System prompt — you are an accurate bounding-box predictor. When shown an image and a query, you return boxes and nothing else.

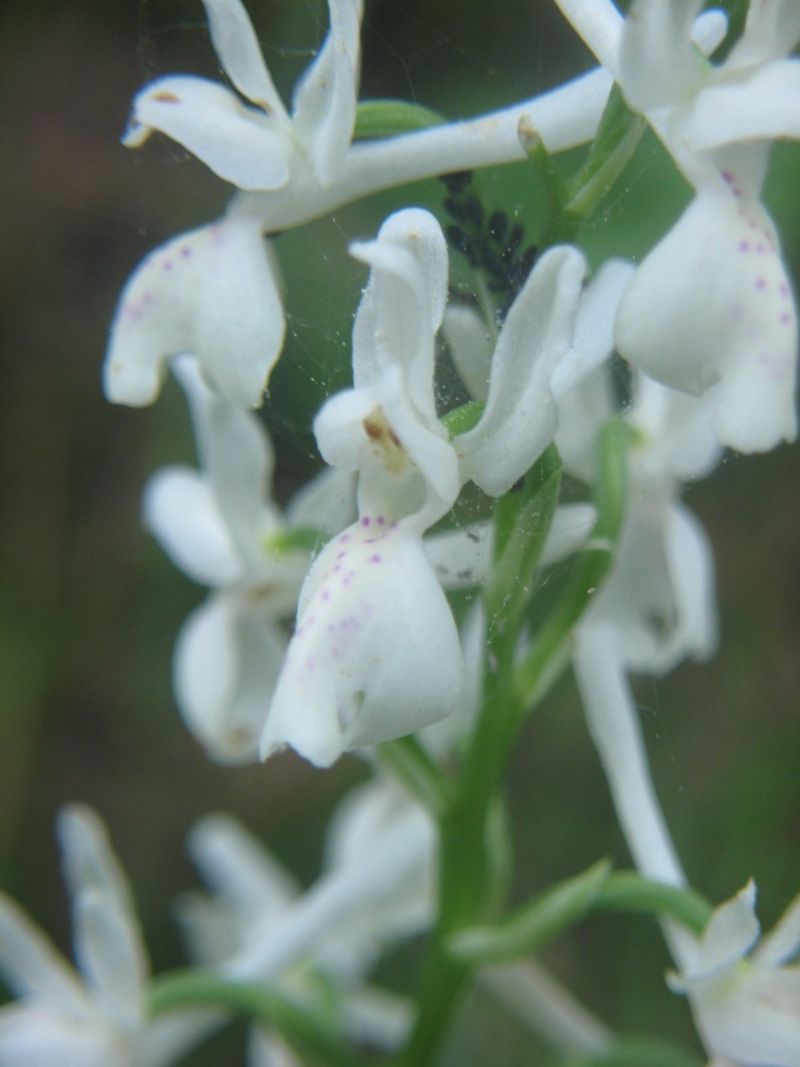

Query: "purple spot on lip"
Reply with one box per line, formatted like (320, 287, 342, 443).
(179, 246, 192, 258)
(756, 244, 766, 253)
(756, 277, 767, 290)
(336, 551, 346, 560)
(738, 241, 750, 252)
(361, 517, 371, 527)
(779, 284, 789, 298)
(780, 312, 792, 325)
(338, 533, 350, 543)
(376, 515, 385, 525)
(369, 554, 382, 564)
(163, 260, 173, 271)
(322, 590, 330, 602)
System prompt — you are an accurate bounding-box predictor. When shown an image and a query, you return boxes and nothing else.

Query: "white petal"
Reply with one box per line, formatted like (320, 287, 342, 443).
(0, 895, 84, 1010)
(684, 59, 800, 151)
(261, 520, 463, 767)
(457, 245, 586, 496)
(57, 806, 147, 1027)
(443, 303, 493, 403)
(0, 1004, 120, 1067)
(585, 496, 713, 675)
(174, 596, 286, 764)
(342, 987, 412, 1051)
(173, 355, 276, 575)
(202, 0, 289, 121)
(187, 815, 297, 914)
(664, 502, 717, 664)
(542, 503, 598, 564)
(248, 1030, 302, 1067)
(178, 816, 297, 966)
(292, 0, 363, 184)
(676, 882, 760, 987)
(71, 893, 146, 1030)
(315, 779, 435, 971)
(419, 600, 484, 758)
(554, 363, 615, 483)
(143, 467, 242, 587)
(286, 467, 357, 535)
(350, 208, 448, 416)
(573, 623, 687, 886)
(615, 189, 798, 453)
(725, 0, 800, 70)
(690, 9, 728, 56)
(618, 0, 706, 111)
(627, 374, 722, 484)
(694, 975, 800, 1067)
(424, 523, 491, 590)
(104, 216, 285, 408)
(757, 889, 800, 967)
(552, 257, 634, 399)
(123, 76, 292, 190)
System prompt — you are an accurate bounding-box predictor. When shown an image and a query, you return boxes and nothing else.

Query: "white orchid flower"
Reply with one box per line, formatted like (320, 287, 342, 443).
(104, 213, 284, 409)
(669, 880, 800, 1067)
(124, 0, 362, 192)
(0, 806, 213, 1067)
(178, 777, 434, 1052)
(582, 373, 720, 676)
(558, 0, 799, 452)
(260, 208, 586, 766)
(144, 355, 355, 765)
(104, 0, 361, 410)
(551, 258, 720, 675)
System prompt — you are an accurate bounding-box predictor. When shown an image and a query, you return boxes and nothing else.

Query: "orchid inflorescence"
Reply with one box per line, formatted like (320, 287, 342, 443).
(1, 0, 798, 1064)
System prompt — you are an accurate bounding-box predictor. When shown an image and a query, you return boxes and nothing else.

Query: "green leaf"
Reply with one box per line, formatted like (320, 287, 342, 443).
(442, 400, 485, 438)
(485, 445, 561, 659)
(565, 85, 647, 222)
(515, 419, 628, 707)
(265, 525, 327, 556)
(354, 99, 445, 140)
(595, 872, 712, 935)
(449, 859, 612, 964)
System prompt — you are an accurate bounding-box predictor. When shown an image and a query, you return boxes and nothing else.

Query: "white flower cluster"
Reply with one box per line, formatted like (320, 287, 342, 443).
(2, 0, 798, 1064)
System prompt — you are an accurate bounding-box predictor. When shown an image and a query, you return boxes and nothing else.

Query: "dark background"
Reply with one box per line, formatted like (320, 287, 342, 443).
(0, 1, 798, 1062)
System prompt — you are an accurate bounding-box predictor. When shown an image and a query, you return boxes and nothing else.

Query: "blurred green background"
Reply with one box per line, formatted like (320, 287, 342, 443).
(0, 0, 797, 1062)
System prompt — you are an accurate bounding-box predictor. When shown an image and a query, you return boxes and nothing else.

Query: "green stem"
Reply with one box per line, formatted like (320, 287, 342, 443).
(595, 872, 712, 935)
(149, 971, 362, 1067)
(377, 735, 453, 817)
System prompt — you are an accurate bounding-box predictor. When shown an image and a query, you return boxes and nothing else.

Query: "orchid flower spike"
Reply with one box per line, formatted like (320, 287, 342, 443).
(560, 0, 799, 452)
(144, 355, 355, 765)
(0, 806, 212, 1066)
(124, 0, 363, 192)
(669, 880, 800, 1067)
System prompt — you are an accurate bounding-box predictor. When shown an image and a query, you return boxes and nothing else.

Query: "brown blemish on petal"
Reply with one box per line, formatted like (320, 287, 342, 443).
(363, 406, 408, 475)
(153, 91, 180, 104)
